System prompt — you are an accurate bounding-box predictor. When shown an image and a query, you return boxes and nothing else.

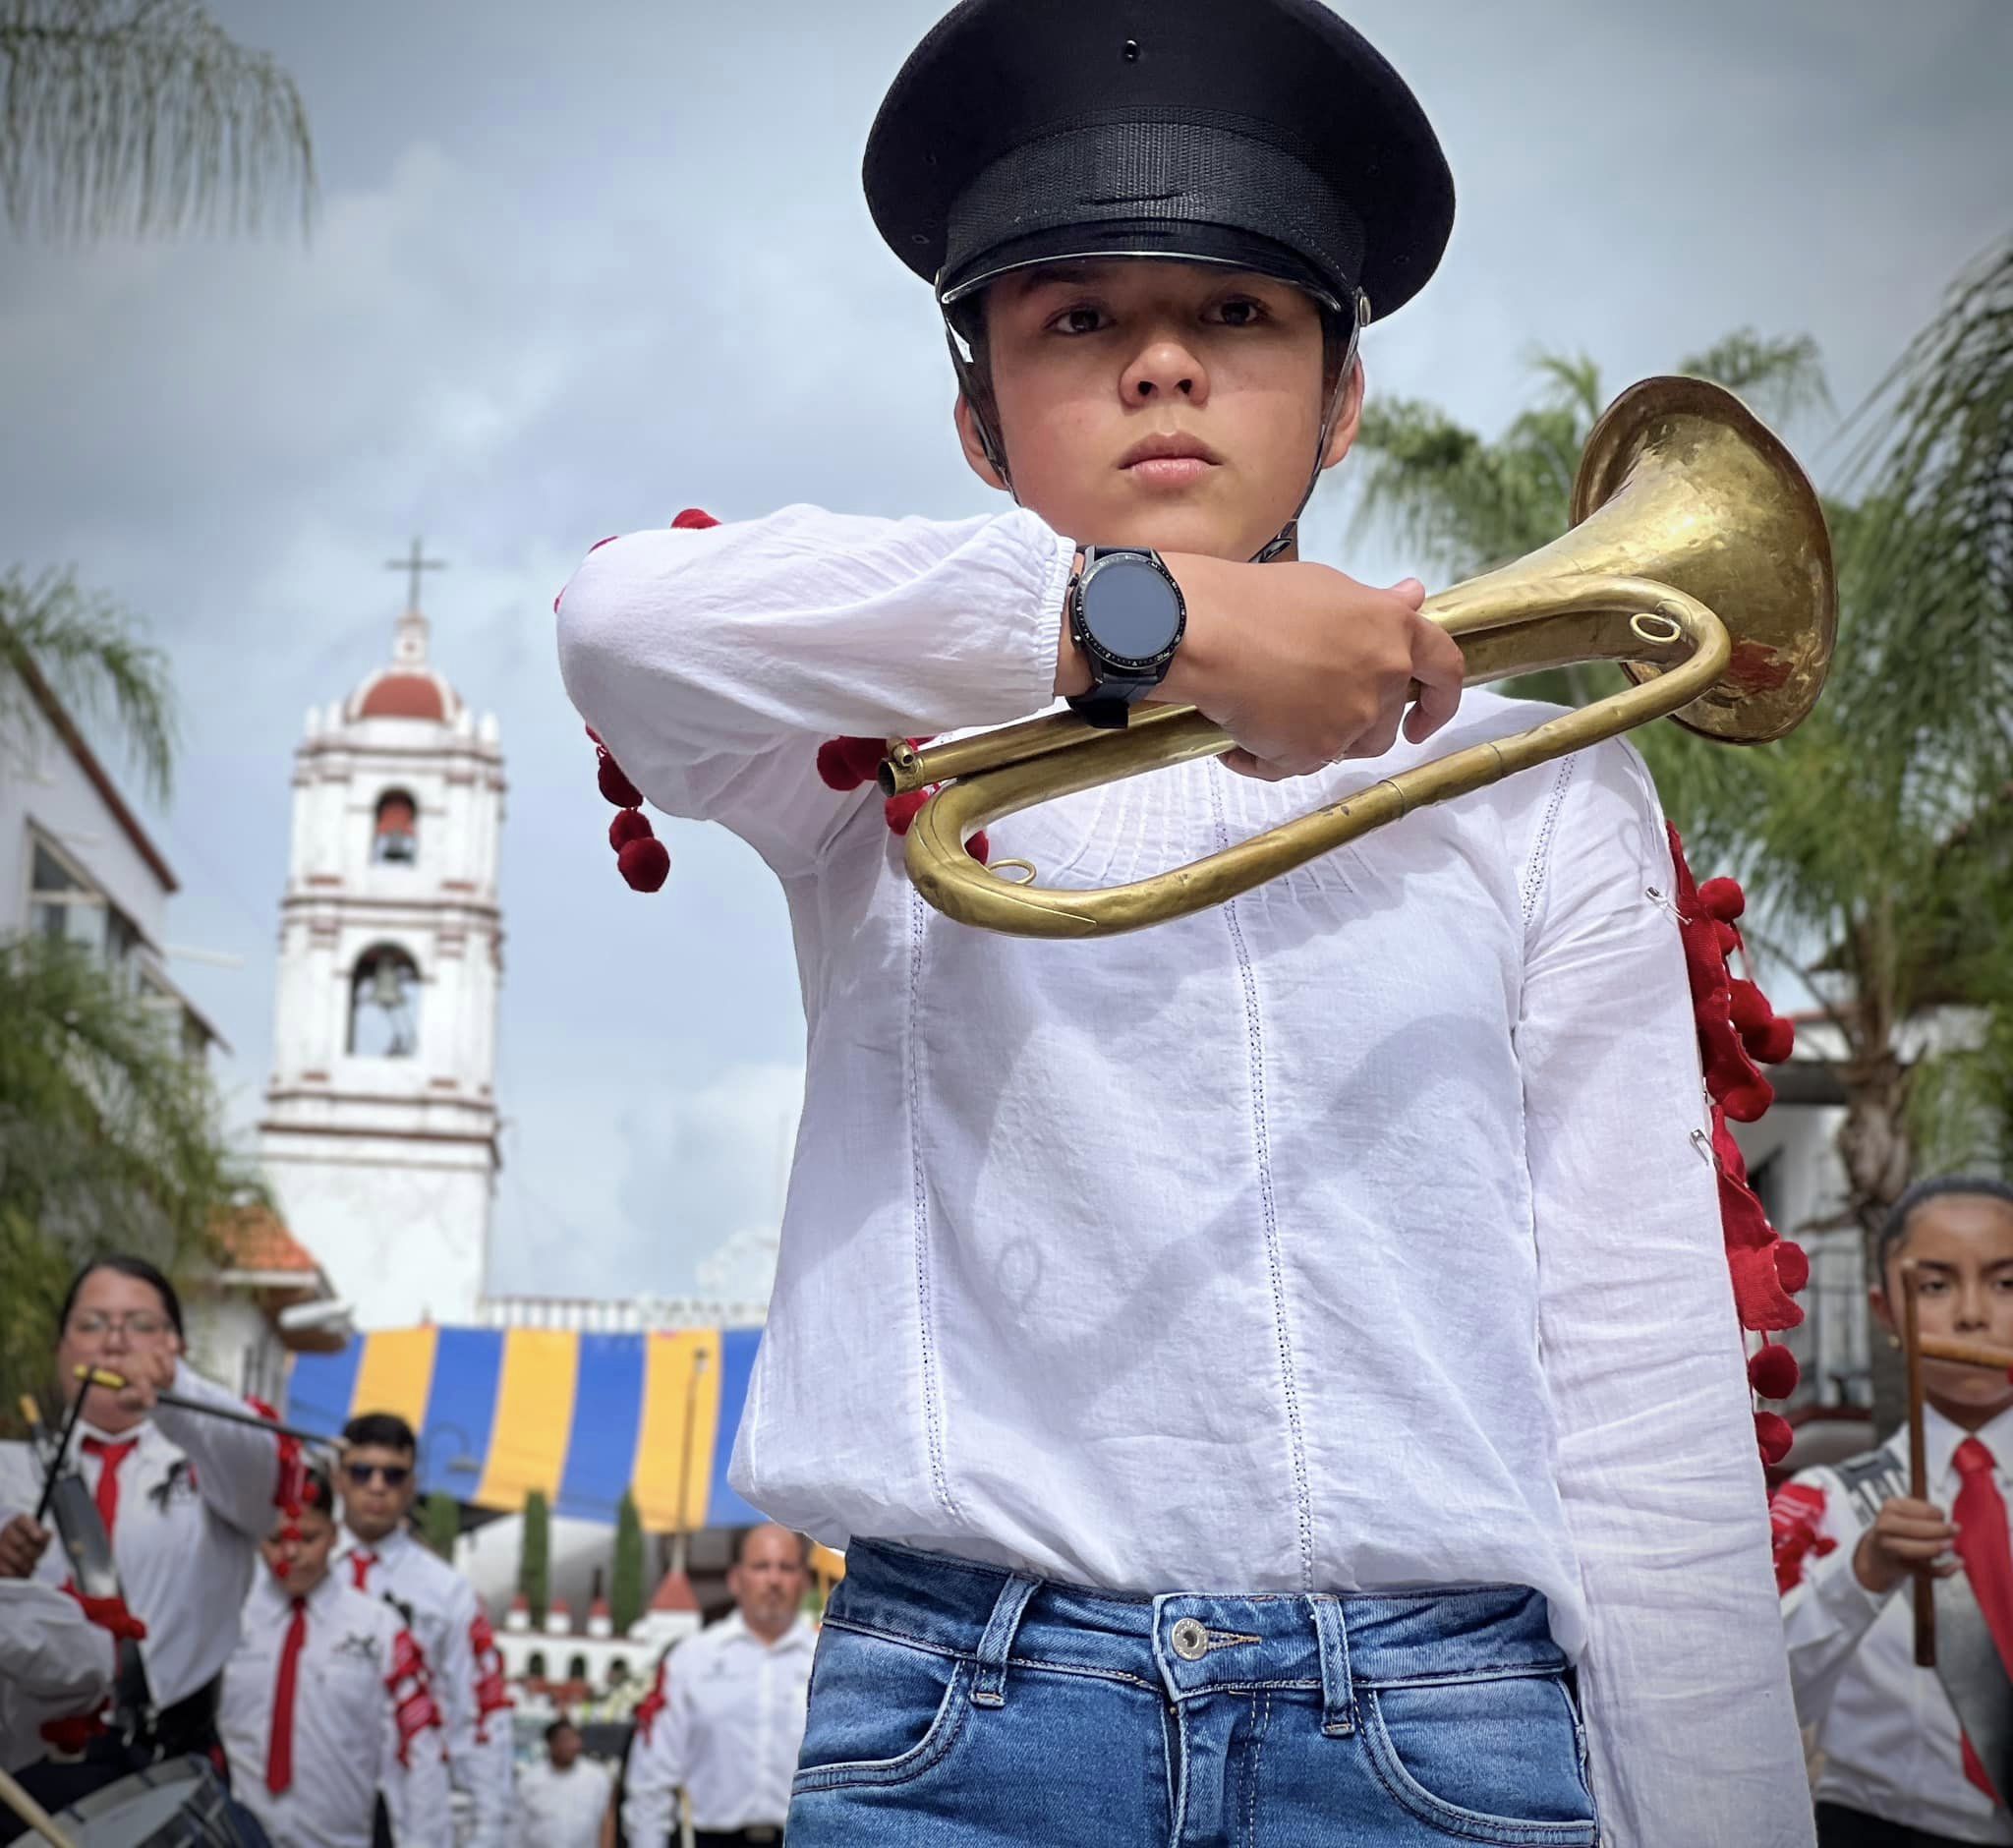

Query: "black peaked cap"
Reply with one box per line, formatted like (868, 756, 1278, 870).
(864, 0, 1454, 320)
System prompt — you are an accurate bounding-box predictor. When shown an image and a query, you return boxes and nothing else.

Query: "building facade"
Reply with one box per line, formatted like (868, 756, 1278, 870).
(258, 597, 505, 1328)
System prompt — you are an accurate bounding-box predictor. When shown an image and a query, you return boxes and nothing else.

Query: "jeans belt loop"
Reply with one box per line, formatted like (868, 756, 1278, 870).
(1308, 1594, 1355, 1737)
(970, 1571, 1040, 1708)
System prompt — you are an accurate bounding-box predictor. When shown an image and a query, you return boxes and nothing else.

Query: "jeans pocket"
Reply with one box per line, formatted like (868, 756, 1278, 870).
(791, 1622, 973, 1794)
(1359, 1671, 1599, 1845)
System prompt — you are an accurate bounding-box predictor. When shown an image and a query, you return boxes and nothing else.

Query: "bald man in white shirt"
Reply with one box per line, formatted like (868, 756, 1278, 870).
(621, 1527, 814, 1848)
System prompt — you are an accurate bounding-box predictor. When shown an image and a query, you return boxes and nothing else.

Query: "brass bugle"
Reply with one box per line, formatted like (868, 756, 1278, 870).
(885, 375, 1836, 939)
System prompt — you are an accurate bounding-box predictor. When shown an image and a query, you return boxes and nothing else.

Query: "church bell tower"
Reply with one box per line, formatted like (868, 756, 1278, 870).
(259, 543, 504, 1328)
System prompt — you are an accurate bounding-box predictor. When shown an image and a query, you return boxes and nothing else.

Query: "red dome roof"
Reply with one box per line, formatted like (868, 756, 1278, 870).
(357, 671, 451, 722)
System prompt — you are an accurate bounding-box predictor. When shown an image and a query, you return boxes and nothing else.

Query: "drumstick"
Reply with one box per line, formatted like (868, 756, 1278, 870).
(1900, 1258, 1935, 1670)
(1916, 1335, 2013, 1374)
(73, 1367, 338, 1449)
(0, 1762, 82, 1848)
(31, 1375, 98, 1527)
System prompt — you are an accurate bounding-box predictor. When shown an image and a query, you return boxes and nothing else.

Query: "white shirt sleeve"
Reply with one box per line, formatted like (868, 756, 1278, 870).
(1518, 740, 1815, 1848)
(619, 1680, 689, 1848)
(1775, 1466, 1895, 1727)
(151, 1360, 282, 1541)
(430, 1580, 483, 1795)
(0, 1581, 116, 1703)
(381, 1618, 455, 1847)
(553, 503, 1074, 874)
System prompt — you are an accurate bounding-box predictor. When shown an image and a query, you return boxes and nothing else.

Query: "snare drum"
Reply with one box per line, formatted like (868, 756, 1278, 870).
(49, 1758, 252, 1846)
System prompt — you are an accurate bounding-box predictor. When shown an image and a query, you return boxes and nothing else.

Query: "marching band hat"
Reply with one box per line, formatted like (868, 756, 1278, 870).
(864, 0, 1454, 322)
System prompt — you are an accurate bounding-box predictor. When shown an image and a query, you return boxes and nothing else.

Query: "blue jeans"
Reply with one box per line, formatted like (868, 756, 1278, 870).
(787, 1541, 1601, 1847)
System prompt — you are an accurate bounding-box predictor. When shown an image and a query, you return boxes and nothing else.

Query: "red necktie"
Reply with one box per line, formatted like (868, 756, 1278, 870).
(80, 1437, 138, 1539)
(350, 1549, 376, 1591)
(266, 1596, 308, 1796)
(1953, 1437, 2013, 1802)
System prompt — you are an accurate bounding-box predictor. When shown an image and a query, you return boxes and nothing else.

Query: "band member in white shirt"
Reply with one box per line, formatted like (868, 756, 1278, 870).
(621, 1527, 814, 1848)
(0, 1255, 286, 1804)
(514, 1718, 611, 1848)
(333, 1414, 512, 1846)
(553, 2, 1811, 1841)
(1777, 1178, 2013, 1847)
(219, 1463, 453, 1848)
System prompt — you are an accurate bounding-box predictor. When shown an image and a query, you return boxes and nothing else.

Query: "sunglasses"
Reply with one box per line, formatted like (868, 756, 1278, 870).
(344, 1463, 412, 1488)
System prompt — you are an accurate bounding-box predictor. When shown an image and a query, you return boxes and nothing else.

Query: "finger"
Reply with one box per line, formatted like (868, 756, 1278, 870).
(1409, 618, 1467, 693)
(1882, 1537, 1962, 1561)
(1404, 675, 1463, 744)
(1342, 713, 1403, 762)
(1887, 1500, 1950, 1521)
(1879, 1517, 1959, 1541)
(1387, 576, 1426, 609)
(1220, 749, 1295, 783)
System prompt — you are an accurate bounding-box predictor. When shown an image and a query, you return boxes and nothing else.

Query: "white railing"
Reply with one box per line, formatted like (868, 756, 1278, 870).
(473, 1295, 767, 1333)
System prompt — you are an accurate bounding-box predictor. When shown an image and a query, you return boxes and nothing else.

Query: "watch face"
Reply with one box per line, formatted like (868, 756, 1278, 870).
(1084, 555, 1182, 664)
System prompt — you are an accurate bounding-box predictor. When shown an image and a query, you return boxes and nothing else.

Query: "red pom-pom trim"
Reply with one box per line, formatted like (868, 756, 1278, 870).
(1720, 1075, 1775, 1124)
(1666, 824, 1809, 1467)
(1750, 1016, 1796, 1066)
(1755, 1411, 1795, 1469)
(1728, 980, 1771, 1035)
(617, 837, 671, 892)
(609, 809, 652, 851)
(1698, 877, 1746, 923)
(884, 790, 929, 837)
(597, 755, 644, 810)
(817, 735, 888, 792)
(671, 508, 720, 531)
(1749, 1343, 1801, 1400)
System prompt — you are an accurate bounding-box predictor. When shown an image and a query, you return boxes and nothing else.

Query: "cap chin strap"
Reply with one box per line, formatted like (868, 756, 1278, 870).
(944, 290, 1366, 568)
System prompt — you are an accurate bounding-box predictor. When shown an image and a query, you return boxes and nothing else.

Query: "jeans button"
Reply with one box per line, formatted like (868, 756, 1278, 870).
(1171, 1618, 1208, 1661)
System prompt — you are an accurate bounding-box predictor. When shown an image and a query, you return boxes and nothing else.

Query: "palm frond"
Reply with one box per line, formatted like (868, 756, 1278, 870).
(0, 565, 177, 799)
(1677, 328, 1832, 425)
(0, 0, 315, 239)
(1841, 238, 2013, 791)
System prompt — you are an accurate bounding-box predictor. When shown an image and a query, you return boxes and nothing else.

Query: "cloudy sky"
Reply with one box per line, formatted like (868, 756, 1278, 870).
(1, 0, 2006, 1305)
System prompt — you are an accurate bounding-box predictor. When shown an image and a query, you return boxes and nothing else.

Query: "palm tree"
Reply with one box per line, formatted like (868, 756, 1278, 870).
(1347, 279, 2013, 1424)
(0, 1, 313, 1425)
(0, 0, 315, 239)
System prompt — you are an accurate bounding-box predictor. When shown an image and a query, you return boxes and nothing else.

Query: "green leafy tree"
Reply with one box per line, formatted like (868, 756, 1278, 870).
(0, 935, 260, 1422)
(422, 1491, 460, 1562)
(1349, 277, 2013, 1426)
(610, 1490, 645, 1637)
(0, 1, 315, 1433)
(521, 1489, 550, 1627)
(0, 0, 315, 239)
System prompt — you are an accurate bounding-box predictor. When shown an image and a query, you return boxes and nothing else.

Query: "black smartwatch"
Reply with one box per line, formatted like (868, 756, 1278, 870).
(1064, 547, 1187, 729)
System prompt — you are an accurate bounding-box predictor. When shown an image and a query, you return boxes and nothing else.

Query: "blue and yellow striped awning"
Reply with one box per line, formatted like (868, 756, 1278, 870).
(286, 1326, 764, 1530)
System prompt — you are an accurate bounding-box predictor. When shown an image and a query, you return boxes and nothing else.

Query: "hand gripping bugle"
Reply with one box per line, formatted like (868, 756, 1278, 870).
(883, 376, 1836, 939)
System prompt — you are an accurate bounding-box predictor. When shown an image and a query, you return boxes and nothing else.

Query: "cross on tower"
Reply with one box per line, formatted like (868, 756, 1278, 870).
(385, 537, 447, 613)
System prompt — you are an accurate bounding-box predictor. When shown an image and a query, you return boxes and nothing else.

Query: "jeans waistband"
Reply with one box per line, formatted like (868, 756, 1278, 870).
(829, 1541, 1565, 1732)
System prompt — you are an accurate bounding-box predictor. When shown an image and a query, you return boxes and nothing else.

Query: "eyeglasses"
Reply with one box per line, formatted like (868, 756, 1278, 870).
(67, 1313, 172, 1339)
(344, 1463, 412, 1488)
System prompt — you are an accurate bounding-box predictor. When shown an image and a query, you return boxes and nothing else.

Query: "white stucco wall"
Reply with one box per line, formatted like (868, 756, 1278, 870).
(258, 643, 504, 1332)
